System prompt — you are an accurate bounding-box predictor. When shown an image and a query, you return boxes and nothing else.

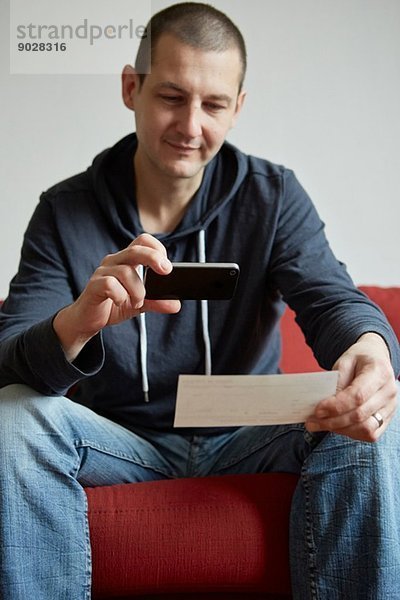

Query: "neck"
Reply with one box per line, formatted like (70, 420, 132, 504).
(134, 153, 203, 234)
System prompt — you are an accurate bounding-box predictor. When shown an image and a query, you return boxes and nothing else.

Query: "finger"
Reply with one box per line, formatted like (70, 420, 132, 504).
(128, 232, 168, 255)
(312, 375, 397, 424)
(91, 270, 181, 315)
(143, 298, 181, 314)
(333, 354, 356, 392)
(87, 272, 136, 307)
(101, 245, 172, 275)
(314, 364, 390, 419)
(128, 233, 172, 272)
(306, 380, 398, 438)
(93, 264, 145, 308)
(313, 403, 396, 442)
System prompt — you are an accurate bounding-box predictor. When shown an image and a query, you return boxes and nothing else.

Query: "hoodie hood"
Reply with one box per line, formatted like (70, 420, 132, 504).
(89, 133, 249, 244)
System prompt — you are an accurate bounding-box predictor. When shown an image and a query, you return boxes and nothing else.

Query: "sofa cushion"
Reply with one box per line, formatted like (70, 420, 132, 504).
(87, 473, 298, 598)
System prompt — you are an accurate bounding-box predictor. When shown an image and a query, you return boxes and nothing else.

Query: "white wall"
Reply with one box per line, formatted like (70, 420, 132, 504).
(1, 0, 399, 298)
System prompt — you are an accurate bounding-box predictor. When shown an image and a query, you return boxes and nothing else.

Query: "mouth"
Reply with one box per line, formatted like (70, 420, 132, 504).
(165, 140, 201, 153)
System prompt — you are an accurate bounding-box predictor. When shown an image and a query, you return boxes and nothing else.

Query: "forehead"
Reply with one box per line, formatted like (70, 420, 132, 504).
(148, 33, 242, 94)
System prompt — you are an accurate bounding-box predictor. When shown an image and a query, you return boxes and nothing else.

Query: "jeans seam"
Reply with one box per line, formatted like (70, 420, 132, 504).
(186, 436, 200, 477)
(74, 440, 174, 478)
(67, 448, 92, 599)
(301, 466, 319, 600)
(215, 425, 306, 471)
(83, 491, 92, 600)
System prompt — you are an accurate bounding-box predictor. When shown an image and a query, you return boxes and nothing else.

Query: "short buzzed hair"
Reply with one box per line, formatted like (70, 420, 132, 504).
(135, 2, 247, 91)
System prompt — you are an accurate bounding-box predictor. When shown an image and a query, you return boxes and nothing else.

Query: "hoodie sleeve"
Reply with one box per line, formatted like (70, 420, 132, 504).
(268, 169, 400, 376)
(0, 194, 104, 395)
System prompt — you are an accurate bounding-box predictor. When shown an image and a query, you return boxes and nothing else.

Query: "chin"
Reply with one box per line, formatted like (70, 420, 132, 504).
(163, 161, 205, 180)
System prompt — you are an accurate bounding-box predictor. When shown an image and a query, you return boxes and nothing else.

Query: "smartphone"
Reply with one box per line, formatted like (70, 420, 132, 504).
(144, 262, 240, 300)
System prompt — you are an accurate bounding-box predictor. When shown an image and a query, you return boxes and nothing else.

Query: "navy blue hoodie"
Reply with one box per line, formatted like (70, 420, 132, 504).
(0, 134, 398, 432)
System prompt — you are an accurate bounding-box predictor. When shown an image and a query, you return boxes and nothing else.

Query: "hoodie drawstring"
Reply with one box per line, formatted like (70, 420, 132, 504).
(197, 229, 212, 376)
(138, 230, 212, 402)
(139, 311, 150, 402)
(137, 265, 150, 402)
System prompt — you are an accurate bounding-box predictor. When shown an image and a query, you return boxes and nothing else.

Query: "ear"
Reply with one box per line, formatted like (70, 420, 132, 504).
(230, 90, 247, 128)
(121, 64, 141, 111)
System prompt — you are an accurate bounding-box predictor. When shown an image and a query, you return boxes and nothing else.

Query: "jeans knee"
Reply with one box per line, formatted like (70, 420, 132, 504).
(305, 413, 400, 482)
(0, 385, 82, 484)
(0, 384, 68, 446)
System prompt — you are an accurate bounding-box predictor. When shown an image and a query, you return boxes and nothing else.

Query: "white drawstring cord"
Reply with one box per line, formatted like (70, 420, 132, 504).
(198, 230, 212, 375)
(137, 232, 213, 403)
(139, 312, 149, 402)
(137, 265, 149, 402)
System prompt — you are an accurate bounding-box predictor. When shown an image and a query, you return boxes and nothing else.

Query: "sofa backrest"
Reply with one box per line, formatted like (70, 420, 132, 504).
(1, 286, 398, 377)
(280, 286, 400, 374)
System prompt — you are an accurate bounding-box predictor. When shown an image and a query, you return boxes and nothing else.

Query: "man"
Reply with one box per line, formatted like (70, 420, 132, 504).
(0, 3, 399, 598)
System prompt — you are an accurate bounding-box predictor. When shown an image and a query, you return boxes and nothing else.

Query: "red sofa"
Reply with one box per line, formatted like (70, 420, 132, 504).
(86, 286, 400, 599)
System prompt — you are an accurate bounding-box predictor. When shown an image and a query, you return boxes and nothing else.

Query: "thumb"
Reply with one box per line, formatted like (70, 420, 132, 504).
(332, 353, 356, 393)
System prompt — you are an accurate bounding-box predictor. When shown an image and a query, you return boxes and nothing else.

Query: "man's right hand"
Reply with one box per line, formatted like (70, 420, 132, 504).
(53, 233, 181, 362)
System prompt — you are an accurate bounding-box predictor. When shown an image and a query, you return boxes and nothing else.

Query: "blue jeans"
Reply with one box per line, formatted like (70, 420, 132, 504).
(0, 383, 399, 599)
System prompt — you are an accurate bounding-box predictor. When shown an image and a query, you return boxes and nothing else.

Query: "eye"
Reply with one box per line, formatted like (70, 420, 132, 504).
(203, 102, 226, 113)
(159, 94, 183, 104)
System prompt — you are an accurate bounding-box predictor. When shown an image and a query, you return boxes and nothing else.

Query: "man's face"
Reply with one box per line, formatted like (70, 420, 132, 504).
(126, 34, 245, 182)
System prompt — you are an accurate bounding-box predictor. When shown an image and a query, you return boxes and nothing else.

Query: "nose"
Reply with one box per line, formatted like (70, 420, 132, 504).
(176, 104, 202, 139)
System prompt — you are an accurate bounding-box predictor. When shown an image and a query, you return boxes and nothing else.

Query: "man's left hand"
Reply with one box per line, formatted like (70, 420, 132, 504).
(306, 332, 398, 441)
